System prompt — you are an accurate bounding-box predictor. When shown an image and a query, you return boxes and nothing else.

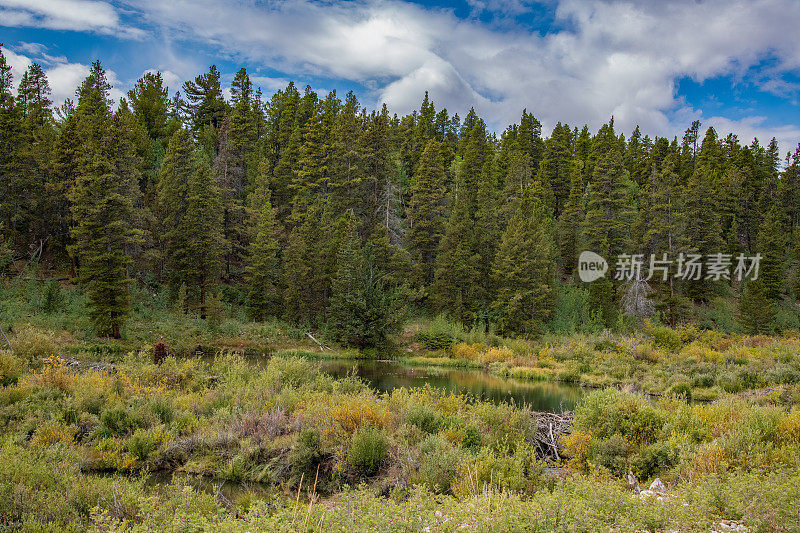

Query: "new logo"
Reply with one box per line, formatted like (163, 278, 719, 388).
(578, 251, 608, 282)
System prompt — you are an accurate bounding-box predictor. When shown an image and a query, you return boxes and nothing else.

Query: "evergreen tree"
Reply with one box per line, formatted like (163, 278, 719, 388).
(556, 159, 585, 276)
(328, 222, 399, 348)
(408, 139, 447, 286)
(67, 63, 142, 337)
(680, 128, 724, 302)
(245, 179, 282, 320)
(491, 185, 556, 336)
(182, 65, 228, 152)
(581, 142, 632, 259)
(184, 158, 224, 318)
(757, 205, 787, 301)
(538, 122, 573, 217)
(738, 280, 776, 334)
(158, 129, 194, 290)
(0, 46, 22, 254)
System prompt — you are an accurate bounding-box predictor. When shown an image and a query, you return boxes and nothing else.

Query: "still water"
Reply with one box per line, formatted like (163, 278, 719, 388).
(314, 358, 583, 412)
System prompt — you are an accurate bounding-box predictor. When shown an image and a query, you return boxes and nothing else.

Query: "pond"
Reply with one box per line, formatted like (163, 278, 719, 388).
(314, 358, 583, 412)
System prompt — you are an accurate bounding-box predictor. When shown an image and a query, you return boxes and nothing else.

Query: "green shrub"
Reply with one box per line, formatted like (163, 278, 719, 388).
(99, 407, 142, 437)
(11, 326, 57, 361)
(128, 428, 159, 461)
(413, 435, 464, 493)
(347, 427, 388, 477)
(415, 315, 461, 350)
(453, 441, 544, 497)
(649, 326, 682, 352)
(0, 349, 24, 385)
(591, 434, 628, 476)
(630, 441, 677, 480)
(670, 381, 692, 400)
(461, 424, 482, 450)
(573, 389, 666, 445)
(289, 428, 324, 486)
(405, 403, 443, 434)
(149, 397, 175, 424)
(41, 280, 64, 314)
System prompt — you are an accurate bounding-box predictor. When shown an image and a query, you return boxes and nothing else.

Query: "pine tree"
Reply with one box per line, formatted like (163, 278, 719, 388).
(680, 128, 724, 302)
(538, 122, 573, 217)
(245, 179, 282, 320)
(128, 71, 170, 143)
(556, 159, 585, 276)
(738, 280, 776, 334)
(0, 46, 22, 254)
(182, 65, 228, 153)
(757, 205, 787, 301)
(581, 143, 632, 259)
(491, 185, 556, 336)
(184, 158, 224, 318)
(282, 225, 313, 324)
(431, 191, 480, 323)
(158, 129, 194, 290)
(328, 222, 399, 348)
(408, 139, 447, 286)
(67, 63, 142, 337)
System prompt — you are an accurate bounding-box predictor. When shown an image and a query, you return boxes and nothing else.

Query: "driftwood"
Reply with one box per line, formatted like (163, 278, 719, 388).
(305, 332, 330, 352)
(531, 411, 573, 462)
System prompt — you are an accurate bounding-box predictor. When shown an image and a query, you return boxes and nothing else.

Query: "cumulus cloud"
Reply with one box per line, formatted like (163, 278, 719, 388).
(6, 44, 125, 106)
(121, 0, 800, 152)
(0, 0, 144, 38)
(6, 0, 800, 153)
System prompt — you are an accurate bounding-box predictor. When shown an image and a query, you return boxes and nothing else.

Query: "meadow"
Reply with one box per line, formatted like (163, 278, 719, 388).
(2, 281, 800, 531)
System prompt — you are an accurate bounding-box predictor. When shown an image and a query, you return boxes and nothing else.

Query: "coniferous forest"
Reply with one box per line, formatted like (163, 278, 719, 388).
(2, 46, 799, 343)
(7, 43, 800, 532)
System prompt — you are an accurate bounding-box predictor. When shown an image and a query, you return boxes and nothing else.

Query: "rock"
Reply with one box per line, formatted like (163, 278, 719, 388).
(627, 471, 641, 494)
(713, 520, 750, 532)
(649, 478, 666, 494)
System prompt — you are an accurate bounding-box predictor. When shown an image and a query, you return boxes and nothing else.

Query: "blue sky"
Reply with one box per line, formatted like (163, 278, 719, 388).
(2, 0, 800, 157)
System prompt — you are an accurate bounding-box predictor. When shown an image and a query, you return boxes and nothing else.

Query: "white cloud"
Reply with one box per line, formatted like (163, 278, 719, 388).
(9, 0, 800, 154)
(5, 45, 125, 107)
(0, 0, 144, 38)
(4, 47, 32, 91)
(123, 0, 800, 152)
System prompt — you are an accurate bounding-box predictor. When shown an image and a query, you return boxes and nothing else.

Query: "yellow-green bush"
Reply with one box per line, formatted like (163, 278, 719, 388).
(347, 427, 387, 477)
(0, 349, 24, 385)
(10, 326, 57, 361)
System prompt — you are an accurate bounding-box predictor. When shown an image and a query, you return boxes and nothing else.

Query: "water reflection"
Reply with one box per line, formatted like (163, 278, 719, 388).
(316, 359, 582, 412)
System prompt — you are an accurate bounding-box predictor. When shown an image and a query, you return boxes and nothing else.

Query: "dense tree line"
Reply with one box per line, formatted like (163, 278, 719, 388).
(1, 46, 799, 341)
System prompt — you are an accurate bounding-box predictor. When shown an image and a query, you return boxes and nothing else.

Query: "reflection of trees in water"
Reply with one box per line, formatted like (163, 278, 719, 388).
(318, 360, 582, 412)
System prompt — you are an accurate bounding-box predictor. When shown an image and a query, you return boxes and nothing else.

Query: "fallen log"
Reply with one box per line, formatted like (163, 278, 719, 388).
(531, 411, 573, 462)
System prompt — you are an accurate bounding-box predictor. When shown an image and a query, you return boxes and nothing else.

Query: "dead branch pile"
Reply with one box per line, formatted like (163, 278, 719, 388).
(531, 411, 573, 462)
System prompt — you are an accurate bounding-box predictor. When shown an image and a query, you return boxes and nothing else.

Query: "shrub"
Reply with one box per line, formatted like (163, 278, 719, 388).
(649, 326, 682, 352)
(11, 326, 57, 361)
(561, 430, 592, 472)
(347, 427, 388, 477)
(630, 441, 677, 480)
(0, 349, 24, 385)
(128, 428, 161, 461)
(41, 280, 64, 314)
(405, 403, 443, 434)
(332, 397, 383, 433)
(149, 397, 175, 424)
(452, 442, 544, 497)
(413, 435, 464, 493)
(99, 407, 142, 437)
(289, 428, 324, 486)
(573, 389, 666, 446)
(415, 315, 461, 350)
(30, 420, 76, 447)
(590, 433, 628, 476)
(452, 342, 482, 360)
